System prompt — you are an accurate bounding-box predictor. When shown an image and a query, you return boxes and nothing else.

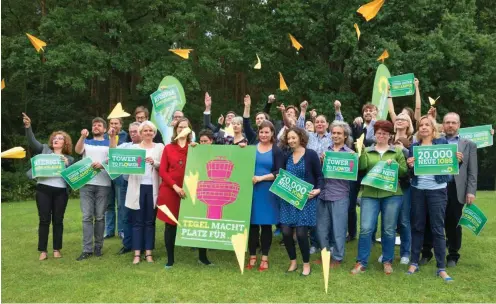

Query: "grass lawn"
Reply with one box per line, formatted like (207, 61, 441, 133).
(2, 191, 495, 303)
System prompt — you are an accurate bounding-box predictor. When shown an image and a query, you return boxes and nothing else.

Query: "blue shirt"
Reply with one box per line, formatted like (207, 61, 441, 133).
(297, 112, 344, 156)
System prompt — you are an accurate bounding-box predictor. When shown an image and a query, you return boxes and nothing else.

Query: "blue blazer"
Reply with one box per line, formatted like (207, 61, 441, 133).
(283, 148, 324, 190)
(408, 137, 450, 185)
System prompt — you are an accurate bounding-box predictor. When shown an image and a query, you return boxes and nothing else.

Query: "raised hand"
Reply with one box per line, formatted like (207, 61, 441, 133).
(244, 94, 251, 107)
(268, 94, 276, 104)
(277, 103, 286, 112)
(22, 112, 31, 128)
(310, 109, 317, 119)
(334, 100, 341, 112)
(414, 78, 419, 89)
(300, 100, 308, 111)
(218, 114, 225, 125)
(81, 129, 89, 138)
(353, 117, 363, 126)
(204, 92, 212, 111)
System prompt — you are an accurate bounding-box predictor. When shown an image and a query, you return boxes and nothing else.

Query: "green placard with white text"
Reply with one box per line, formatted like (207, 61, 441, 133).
(361, 161, 399, 193)
(60, 158, 100, 190)
(458, 204, 487, 236)
(30, 154, 65, 178)
(388, 73, 415, 97)
(270, 169, 314, 210)
(459, 125, 493, 148)
(108, 148, 146, 175)
(322, 151, 358, 181)
(413, 144, 459, 175)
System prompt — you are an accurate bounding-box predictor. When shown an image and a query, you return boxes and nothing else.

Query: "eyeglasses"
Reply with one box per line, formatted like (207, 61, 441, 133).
(53, 136, 65, 141)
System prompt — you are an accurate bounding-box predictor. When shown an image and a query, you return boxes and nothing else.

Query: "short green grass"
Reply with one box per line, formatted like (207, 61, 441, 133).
(2, 191, 495, 303)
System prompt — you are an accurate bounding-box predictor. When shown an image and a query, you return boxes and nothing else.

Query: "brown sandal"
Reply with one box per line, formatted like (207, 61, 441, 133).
(53, 250, 62, 258)
(39, 252, 48, 261)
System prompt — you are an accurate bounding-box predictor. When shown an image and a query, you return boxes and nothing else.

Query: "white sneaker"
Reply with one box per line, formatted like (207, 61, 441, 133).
(309, 246, 317, 254)
(378, 255, 383, 263)
(400, 257, 410, 265)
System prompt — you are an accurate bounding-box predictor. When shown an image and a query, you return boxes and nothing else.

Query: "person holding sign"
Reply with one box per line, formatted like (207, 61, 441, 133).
(387, 78, 421, 127)
(279, 127, 323, 276)
(350, 120, 407, 276)
(111, 121, 164, 264)
(317, 121, 354, 268)
(157, 118, 212, 268)
(23, 113, 74, 261)
(246, 121, 284, 272)
(406, 115, 462, 282)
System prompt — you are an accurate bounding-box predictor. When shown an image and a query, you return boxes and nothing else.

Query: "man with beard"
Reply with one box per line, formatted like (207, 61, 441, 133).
(74, 117, 112, 260)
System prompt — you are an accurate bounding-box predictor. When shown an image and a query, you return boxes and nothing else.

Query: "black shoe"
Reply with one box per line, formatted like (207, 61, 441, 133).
(94, 248, 103, 257)
(447, 260, 457, 267)
(419, 256, 432, 266)
(117, 247, 132, 255)
(104, 234, 115, 239)
(76, 252, 93, 261)
(346, 235, 356, 243)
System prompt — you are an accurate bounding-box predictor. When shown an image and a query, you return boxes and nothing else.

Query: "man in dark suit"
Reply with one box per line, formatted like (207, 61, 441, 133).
(420, 112, 478, 267)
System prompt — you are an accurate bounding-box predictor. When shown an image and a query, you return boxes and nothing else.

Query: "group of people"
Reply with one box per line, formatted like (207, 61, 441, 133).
(25, 78, 482, 282)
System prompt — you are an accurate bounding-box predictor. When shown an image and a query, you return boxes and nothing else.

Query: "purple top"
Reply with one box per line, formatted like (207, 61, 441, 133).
(319, 144, 353, 202)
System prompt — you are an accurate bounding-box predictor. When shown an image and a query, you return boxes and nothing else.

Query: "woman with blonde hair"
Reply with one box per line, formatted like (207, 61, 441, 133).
(22, 113, 74, 260)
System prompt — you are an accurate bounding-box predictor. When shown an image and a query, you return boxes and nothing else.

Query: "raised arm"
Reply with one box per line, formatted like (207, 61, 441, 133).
(296, 101, 308, 129)
(334, 100, 344, 121)
(414, 78, 421, 122)
(75, 129, 89, 155)
(242, 94, 257, 143)
(22, 113, 44, 154)
(263, 94, 275, 116)
(203, 92, 217, 131)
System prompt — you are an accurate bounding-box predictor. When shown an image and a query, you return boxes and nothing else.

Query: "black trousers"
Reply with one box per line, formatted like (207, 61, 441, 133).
(36, 184, 69, 252)
(248, 225, 272, 256)
(422, 182, 464, 262)
(348, 181, 359, 238)
(282, 225, 310, 263)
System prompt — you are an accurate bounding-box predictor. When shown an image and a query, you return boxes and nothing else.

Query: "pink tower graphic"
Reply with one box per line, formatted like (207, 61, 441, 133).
(197, 157, 240, 219)
(349, 160, 355, 172)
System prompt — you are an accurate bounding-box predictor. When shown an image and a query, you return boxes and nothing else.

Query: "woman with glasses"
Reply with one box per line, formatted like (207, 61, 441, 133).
(22, 113, 74, 260)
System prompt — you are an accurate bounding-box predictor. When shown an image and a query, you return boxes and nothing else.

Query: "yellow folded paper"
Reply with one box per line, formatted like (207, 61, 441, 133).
(428, 96, 440, 106)
(183, 170, 199, 205)
(357, 0, 386, 22)
(223, 125, 234, 137)
(174, 127, 192, 140)
(1, 147, 26, 159)
(107, 102, 131, 119)
(254, 53, 261, 69)
(279, 72, 289, 91)
(377, 49, 389, 62)
(354, 23, 361, 41)
(356, 134, 365, 158)
(26, 33, 47, 53)
(321, 248, 331, 294)
(231, 229, 248, 274)
(157, 205, 180, 226)
(1, 79, 5, 90)
(289, 34, 303, 51)
(169, 49, 193, 59)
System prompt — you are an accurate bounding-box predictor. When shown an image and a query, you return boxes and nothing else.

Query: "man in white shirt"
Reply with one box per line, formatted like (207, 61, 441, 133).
(74, 117, 111, 261)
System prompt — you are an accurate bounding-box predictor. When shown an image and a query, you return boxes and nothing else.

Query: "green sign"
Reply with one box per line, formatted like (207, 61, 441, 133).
(413, 144, 459, 175)
(458, 204, 487, 236)
(175, 145, 256, 251)
(30, 154, 65, 178)
(102, 163, 121, 180)
(322, 151, 358, 181)
(270, 169, 314, 210)
(388, 73, 415, 97)
(459, 125, 494, 148)
(371, 64, 391, 120)
(108, 148, 146, 175)
(60, 158, 100, 190)
(150, 76, 186, 139)
(361, 161, 399, 193)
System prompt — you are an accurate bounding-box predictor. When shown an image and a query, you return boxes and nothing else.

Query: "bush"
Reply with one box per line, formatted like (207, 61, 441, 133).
(1, 169, 37, 202)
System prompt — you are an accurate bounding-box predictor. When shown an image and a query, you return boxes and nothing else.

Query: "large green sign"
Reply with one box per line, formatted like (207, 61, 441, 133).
(388, 73, 415, 97)
(458, 204, 487, 236)
(30, 154, 65, 178)
(60, 158, 100, 190)
(371, 64, 391, 120)
(102, 163, 121, 180)
(270, 169, 314, 210)
(108, 148, 146, 175)
(175, 145, 256, 251)
(459, 125, 493, 149)
(322, 151, 358, 181)
(361, 161, 399, 193)
(413, 144, 459, 175)
(150, 76, 186, 139)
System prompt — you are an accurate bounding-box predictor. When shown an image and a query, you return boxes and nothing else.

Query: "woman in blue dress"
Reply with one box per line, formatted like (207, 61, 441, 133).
(246, 121, 284, 272)
(279, 127, 323, 276)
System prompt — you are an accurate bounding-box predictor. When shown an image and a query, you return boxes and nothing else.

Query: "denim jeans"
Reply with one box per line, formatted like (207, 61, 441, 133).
(80, 185, 111, 253)
(398, 186, 411, 258)
(410, 187, 447, 269)
(119, 179, 132, 249)
(105, 177, 122, 236)
(356, 195, 402, 267)
(317, 198, 350, 261)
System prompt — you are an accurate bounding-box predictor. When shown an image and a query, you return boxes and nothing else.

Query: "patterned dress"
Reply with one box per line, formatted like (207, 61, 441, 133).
(279, 153, 317, 227)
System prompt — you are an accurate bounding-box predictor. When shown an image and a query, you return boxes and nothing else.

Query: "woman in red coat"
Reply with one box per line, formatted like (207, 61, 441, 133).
(157, 118, 211, 268)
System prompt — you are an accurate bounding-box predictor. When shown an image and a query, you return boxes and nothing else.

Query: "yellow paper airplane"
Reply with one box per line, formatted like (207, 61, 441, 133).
(169, 49, 193, 59)
(321, 248, 331, 294)
(223, 125, 234, 137)
(231, 229, 248, 274)
(357, 0, 386, 22)
(184, 170, 199, 205)
(157, 205, 180, 226)
(26, 33, 47, 53)
(377, 49, 389, 62)
(174, 127, 192, 140)
(1, 79, 5, 90)
(254, 53, 261, 69)
(354, 23, 361, 41)
(279, 72, 289, 91)
(288, 34, 303, 51)
(107, 102, 131, 119)
(356, 133, 365, 157)
(1, 147, 26, 159)
(428, 96, 440, 106)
